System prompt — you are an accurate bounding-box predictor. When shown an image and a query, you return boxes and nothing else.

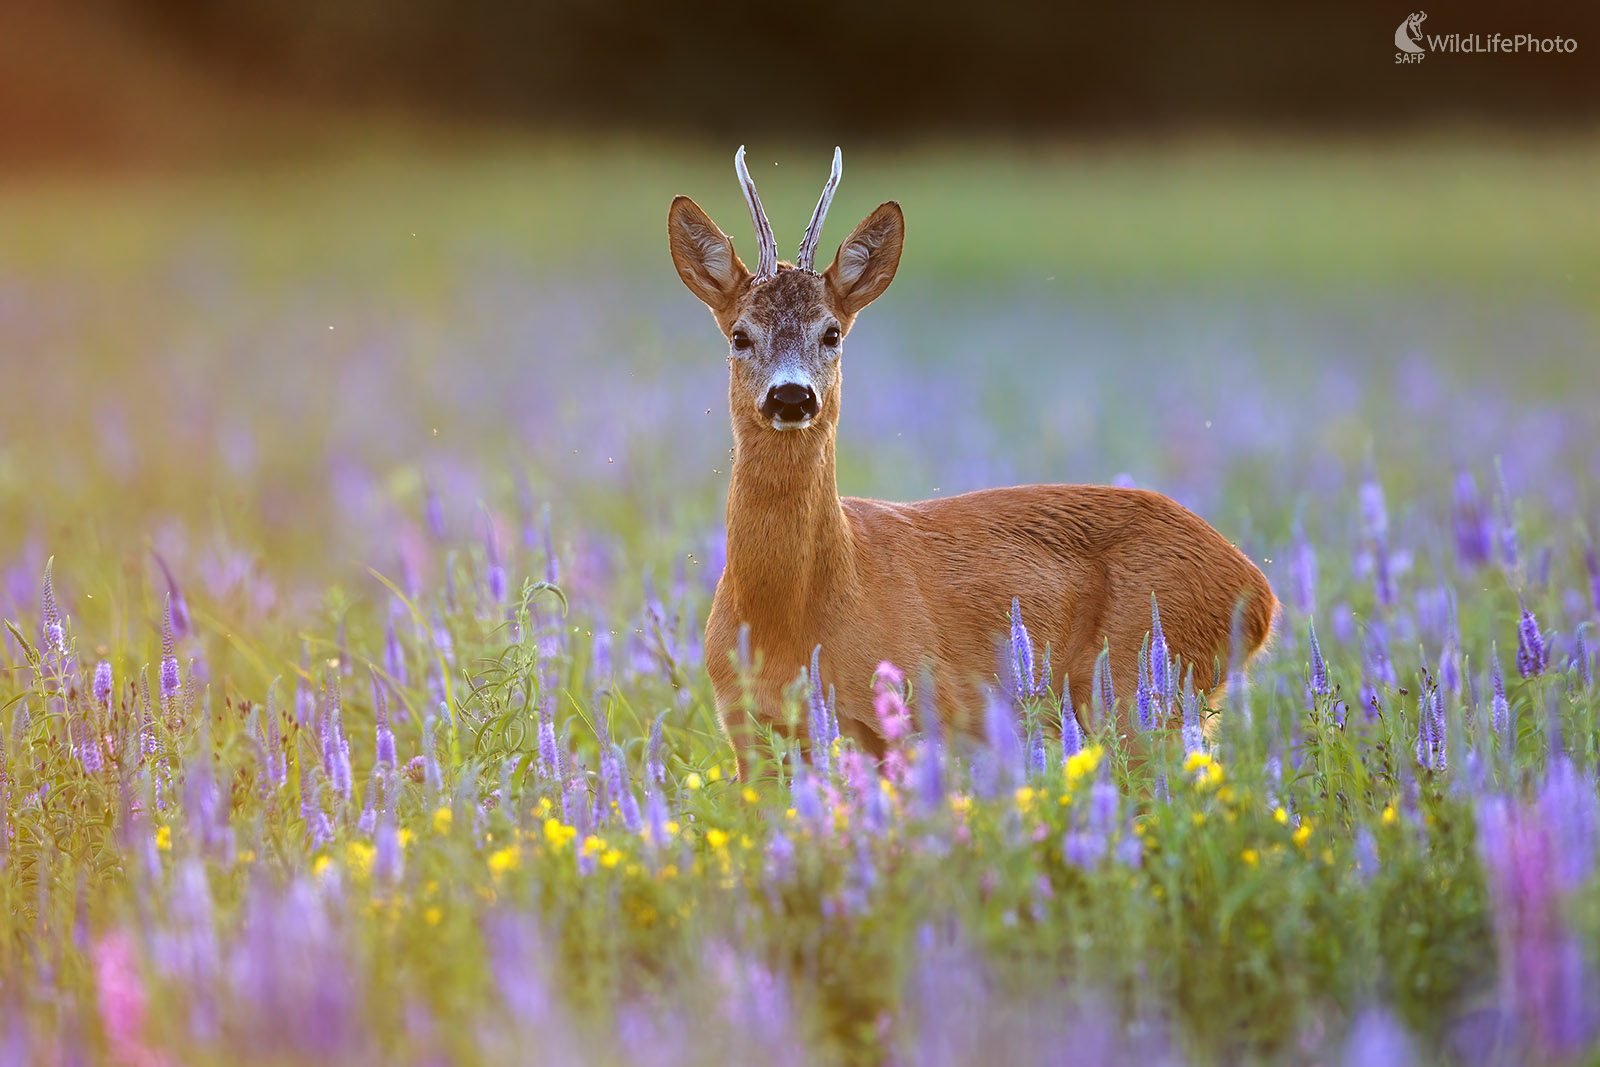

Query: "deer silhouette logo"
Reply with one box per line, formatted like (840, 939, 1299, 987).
(1395, 11, 1427, 53)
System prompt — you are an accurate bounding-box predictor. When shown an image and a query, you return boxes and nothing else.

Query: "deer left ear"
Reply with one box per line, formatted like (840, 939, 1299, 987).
(824, 201, 904, 319)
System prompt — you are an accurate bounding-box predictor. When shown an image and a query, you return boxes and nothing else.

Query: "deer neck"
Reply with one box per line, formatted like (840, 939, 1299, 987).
(724, 413, 855, 646)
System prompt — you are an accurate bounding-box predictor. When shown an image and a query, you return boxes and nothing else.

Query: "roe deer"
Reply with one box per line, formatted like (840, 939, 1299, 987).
(668, 147, 1276, 776)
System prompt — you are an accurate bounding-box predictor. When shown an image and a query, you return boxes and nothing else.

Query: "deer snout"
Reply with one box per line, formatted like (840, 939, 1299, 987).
(761, 382, 819, 425)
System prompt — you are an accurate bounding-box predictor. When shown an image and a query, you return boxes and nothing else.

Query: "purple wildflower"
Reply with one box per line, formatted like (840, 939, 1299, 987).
(1342, 1007, 1414, 1067)
(1359, 471, 1396, 607)
(541, 506, 560, 586)
(151, 552, 191, 640)
(92, 661, 113, 709)
(644, 785, 669, 849)
(1181, 683, 1204, 753)
(537, 689, 560, 780)
(983, 688, 1023, 788)
(374, 820, 403, 884)
(1007, 597, 1036, 700)
(614, 747, 643, 834)
(1438, 635, 1461, 695)
(1494, 460, 1520, 575)
(1571, 625, 1591, 689)
(1451, 470, 1493, 567)
(590, 628, 613, 686)
(1149, 594, 1169, 701)
(482, 504, 507, 605)
(1091, 644, 1115, 727)
(371, 670, 397, 771)
(1489, 645, 1512, 739)
(1478, 791, 1599, 1056)
(790, 759, 823, 825)
(1584, 538, 1600, 617)
(159, 597, 181, 705)
(1427, 684, 1447, 772)
(1135, 644, 1153, 732)
(1517, 603, 1548, 678)
(1308, 620, 1329, 696)
(423, 482, 446, 542)
(1060, 692, 1084, 759)
(76, 714, 103, 773)
(1290, 519, 1318, 616)
(384, 613, 407, 690)
(1027, 728, 1046, 778)
(647, 710, 667, 784)
(41, 559, 65, 657)
(262, 684, 286, 790)
(806, 646, 835, 773)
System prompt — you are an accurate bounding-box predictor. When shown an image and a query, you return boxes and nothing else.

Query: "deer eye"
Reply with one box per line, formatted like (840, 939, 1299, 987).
(731, 330, 753, 352)
(821, 326, 841, 347)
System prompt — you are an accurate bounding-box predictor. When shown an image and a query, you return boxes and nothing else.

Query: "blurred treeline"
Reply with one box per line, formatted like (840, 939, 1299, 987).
(2, 0, 1599, 166)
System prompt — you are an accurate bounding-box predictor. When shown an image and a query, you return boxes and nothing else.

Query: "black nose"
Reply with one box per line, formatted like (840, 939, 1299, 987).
(760, 382, 819, 423)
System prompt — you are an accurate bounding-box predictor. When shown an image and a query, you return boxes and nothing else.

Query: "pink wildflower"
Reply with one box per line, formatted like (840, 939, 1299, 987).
(872, 661, 912, 742)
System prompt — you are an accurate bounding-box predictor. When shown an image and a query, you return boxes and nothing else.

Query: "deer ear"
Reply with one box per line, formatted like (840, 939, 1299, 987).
(824, 201, 904, 318)
(669, 196, 749, 315)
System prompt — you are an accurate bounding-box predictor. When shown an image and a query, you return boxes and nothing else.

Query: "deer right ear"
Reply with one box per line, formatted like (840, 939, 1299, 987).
(824, 201, 904, 319)
(668, 196, 750, 316)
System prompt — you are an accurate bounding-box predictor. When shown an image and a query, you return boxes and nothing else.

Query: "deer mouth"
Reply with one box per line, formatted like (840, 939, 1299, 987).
(769, 415, 814, 432)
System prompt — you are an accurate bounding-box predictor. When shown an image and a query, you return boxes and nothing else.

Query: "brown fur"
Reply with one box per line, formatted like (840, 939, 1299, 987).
(668, 189, 1276, 776)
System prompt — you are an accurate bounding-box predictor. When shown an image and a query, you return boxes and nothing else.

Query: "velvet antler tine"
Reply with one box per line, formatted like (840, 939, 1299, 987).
(797, 147, 843, 273)
(734, 145, 778, 282)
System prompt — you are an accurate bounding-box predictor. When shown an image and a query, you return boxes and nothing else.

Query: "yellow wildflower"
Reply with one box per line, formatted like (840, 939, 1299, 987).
(313, 855, 333, 876)
(1381, 804, 1397, 826)
(1293, 821, 1313, 848)
(950, 795, 972, 816)
(1065, 744, 1104, 786)
(1184, 751, 1223, 789)
(664, 820, 680, 837)
(707, 765, 724, 782)
(1273, 807, 1289, 825)
(1241, 848, 1259, 866)
(488, 846, 521, 875)
(1014, 786, 1036, 813)
(237, 849, 256, 864)
(398, 829, 413, 848)
(533, 796, 553, 818)
(155, 826, 172, 851)
(685, 773, 703, 791)
(601, 849, 624, 869)
(543, 818, 578, 850)
(742, 787, 761, 805)
(433, 807, 453, 834)
(581, 835, 604, 857)
(345, 841, 375, 875)
(424, 906, 443, 926)
(706, 828, 730, 850)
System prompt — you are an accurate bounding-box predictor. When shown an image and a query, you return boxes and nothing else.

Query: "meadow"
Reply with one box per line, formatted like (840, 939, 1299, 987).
(1, 138, 1598, 1065)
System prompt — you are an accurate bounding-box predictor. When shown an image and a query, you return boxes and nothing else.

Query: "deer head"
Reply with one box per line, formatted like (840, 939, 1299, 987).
(668, 147, 904, 434)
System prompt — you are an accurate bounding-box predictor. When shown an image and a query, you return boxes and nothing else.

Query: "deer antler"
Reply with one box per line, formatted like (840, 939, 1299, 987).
(797, 147, 843, 273)
(734, 146, 778, 283)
